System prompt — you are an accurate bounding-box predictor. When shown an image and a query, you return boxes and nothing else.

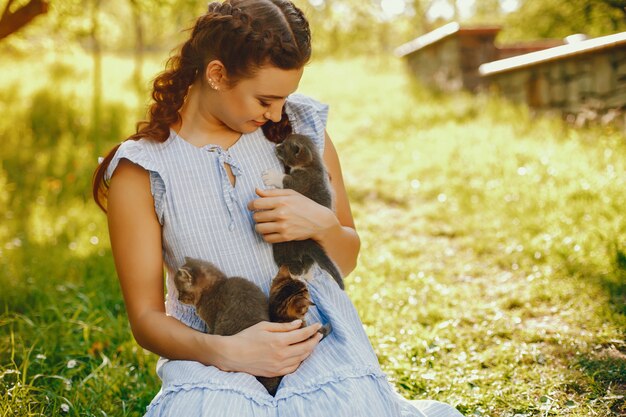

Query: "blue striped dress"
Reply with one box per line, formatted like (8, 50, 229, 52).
(105, 94, 464, 417)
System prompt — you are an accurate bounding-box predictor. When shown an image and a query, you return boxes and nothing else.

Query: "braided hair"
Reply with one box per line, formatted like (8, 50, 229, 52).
(93, 0, 311, 212)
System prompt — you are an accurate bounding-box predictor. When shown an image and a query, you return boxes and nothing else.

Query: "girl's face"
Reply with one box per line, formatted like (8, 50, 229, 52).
(213, 65, 304, 134)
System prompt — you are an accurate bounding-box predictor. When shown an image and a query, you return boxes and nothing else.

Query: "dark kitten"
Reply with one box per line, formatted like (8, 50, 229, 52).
(174, 257, 326, 396)
(263, 133, 345, 290)
(269, 266, 332, 338)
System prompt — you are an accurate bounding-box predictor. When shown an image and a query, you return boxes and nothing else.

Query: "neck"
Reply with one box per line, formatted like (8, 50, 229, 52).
(175, 81, 240, 148)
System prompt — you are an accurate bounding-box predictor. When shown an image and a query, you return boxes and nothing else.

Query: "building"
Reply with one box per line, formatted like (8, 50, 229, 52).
(396, 23, 626, 117)
(395, 22, 562, 92)
(479, 32, 626, 115)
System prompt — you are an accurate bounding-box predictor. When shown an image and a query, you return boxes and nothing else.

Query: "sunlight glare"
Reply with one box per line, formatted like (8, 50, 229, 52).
(500, 0, 520, 13)
(427, 0, 475, 21)
(427, 0, 454, 21)
(381, 0, 406, 17)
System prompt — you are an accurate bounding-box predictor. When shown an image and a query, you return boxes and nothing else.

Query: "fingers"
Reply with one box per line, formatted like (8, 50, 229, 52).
(252, 208, 287, 223)
(254, 222, 284, 237)
(255, 187, 294, 198)
(262, 320, 303, 332)
(247, 188, 299, 211)
(252, 217, 290, 243)
(286, 332, 323, 358)
(282, 322, 323, 345)
(248, 196, 283, 211)
(257, 232, 284, 244)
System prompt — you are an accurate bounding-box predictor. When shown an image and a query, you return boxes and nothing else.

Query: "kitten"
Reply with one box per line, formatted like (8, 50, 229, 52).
(263, 133, 345, 290)
(269, 265, 332, 338)
(174, 257, 326, 396)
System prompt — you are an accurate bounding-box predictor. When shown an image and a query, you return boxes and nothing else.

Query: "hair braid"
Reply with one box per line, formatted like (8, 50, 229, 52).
(93, 0, 312, 212)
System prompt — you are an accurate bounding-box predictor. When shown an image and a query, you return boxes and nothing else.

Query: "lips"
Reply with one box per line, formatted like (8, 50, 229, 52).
(252, 120, 266, 127)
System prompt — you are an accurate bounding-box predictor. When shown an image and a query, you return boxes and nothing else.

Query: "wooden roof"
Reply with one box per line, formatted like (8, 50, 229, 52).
(479, 31, 626, 76)
(395, 22, 501, 57)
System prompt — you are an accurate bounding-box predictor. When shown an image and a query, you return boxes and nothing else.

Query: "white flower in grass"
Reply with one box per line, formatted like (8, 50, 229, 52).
(36, 354, 46, 361)
(60, 404, 70, 412)
(66, 359, 77, 369)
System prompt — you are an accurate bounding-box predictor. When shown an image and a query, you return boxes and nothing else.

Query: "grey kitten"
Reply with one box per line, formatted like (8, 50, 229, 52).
(174, 257, 282, 395)
(262, 133, 344, 290)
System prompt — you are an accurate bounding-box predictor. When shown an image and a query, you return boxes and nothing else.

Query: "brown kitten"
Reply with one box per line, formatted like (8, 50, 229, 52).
(269, 266, 314, 323)
(269, 265, 332, 338)
(174, 257, 282, 395)
(262, 133, 345, 290)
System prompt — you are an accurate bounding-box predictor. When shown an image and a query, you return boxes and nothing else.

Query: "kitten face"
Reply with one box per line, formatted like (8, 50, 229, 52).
(174, 267, 200, 305)
(269, 266, 314, 322)
(276, 134, 314, 168)
(174, 257, 226, 306)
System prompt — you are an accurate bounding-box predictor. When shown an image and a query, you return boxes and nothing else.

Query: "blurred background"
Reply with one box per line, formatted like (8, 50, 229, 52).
(0, 1, 625, 416)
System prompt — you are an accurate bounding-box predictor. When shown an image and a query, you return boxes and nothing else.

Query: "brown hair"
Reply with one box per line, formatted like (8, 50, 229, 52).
(92, 0, 311, 212)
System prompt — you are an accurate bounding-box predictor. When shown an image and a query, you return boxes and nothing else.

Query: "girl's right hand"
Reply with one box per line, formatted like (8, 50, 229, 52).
(214, 320, 323, 377)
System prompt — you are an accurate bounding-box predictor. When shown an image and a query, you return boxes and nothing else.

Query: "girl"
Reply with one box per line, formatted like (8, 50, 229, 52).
(93, 1, 464, 416)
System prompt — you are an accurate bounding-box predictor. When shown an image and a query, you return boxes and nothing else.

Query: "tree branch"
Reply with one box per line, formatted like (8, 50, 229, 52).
(3, 0, 16, 17)
(0, 0, 49, 41)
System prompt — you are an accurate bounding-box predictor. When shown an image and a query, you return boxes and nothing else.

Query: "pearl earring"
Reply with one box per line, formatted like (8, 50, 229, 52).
(208, 78, 219, 91)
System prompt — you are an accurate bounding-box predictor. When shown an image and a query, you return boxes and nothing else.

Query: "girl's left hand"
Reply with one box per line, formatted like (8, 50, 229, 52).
(248, 188, 339, 243)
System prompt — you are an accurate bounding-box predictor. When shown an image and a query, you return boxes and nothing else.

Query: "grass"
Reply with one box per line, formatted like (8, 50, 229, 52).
(0, 50, 624, 416)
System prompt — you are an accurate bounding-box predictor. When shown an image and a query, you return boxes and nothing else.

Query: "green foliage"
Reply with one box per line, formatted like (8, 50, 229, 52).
(0, 55, 156, 416)
(0, 53, 625, 416)
(501, 0, 626, 42)
(4, 0, 626, 65)
(303, 57, 626, 416)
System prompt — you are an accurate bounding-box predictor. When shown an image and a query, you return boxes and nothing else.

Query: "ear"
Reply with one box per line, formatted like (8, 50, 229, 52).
(176, 267, 194, 287)
(205, 60, 228, 89)
(303, 146, 313, 161)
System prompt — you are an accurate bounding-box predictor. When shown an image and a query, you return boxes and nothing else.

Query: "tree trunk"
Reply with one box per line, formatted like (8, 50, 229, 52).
(91, 0, 103, 155)
(129, 0, 144, 98)
(0, 0, 49, 41)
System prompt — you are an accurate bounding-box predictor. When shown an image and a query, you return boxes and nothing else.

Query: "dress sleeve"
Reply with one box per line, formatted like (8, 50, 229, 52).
(284, 93, 329, 153)
(103, 140, 166, 225)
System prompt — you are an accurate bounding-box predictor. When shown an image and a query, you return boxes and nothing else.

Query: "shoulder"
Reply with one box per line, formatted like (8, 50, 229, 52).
(285, 94, 329, 151)
(104, 136, 171, 183)
(285, 93, 329, 125)
(107, 158, 154, 218)
(103, 136, 170, 224)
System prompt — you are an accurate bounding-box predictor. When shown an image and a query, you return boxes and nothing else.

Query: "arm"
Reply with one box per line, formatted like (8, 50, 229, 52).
(107, 159, 322, 376)
(250, 130, 361, 276)
(314, 131, 360, 275)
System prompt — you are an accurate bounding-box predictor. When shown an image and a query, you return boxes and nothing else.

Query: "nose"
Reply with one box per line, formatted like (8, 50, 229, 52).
(265, 101, 285, 123)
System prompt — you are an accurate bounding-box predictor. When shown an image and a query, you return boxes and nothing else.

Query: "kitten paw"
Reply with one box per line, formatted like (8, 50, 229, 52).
(318, 323, 333, 340)
(262, 169, 285, 188)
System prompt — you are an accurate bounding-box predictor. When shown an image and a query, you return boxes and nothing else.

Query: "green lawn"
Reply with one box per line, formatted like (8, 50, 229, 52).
(0, 52, 624, 416)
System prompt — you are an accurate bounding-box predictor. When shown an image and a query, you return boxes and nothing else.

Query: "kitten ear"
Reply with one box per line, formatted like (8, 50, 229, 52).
(303, 146, 313, 161)
(294, 144, 302, 157)
(176, 267, 194, 286)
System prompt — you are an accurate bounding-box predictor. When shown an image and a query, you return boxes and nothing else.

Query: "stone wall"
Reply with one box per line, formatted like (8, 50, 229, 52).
(405, 36, 463, 92)
(399, 25, 500, 92)
(484, 46, 626, 116)
(399, 24, 626, 123)
(458, 33, 500, 91)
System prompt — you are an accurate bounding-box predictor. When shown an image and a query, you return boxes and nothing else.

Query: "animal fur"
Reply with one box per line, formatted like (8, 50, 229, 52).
(174, 257, 329, 395)
(263, 133, 345, 290)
